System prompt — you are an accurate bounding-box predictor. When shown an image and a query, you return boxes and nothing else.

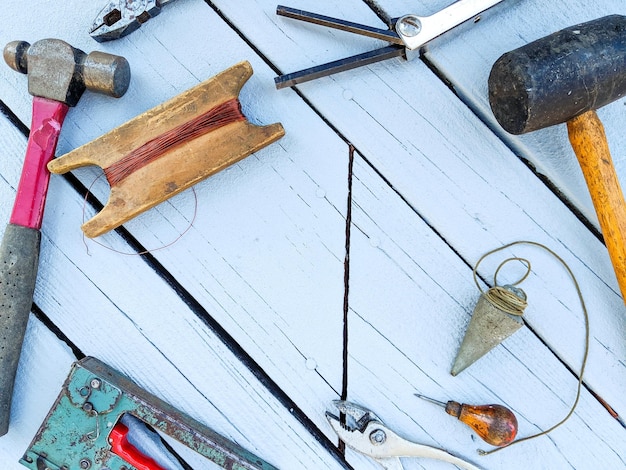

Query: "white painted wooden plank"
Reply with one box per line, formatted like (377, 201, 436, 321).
(0, 111, 346, 467)
(0, 1, 354, 466)
(0, 321, 189, 470)
(0, 0, 355, 435)
(0, 0, 349, 409)
(346, 151, 626, 469)
(0, 2, 624, 470)
(211, 0, 626, 420)
(378, 0, 626, 229)
(0, 318, 75, 470)
(37, 186, 347, 468)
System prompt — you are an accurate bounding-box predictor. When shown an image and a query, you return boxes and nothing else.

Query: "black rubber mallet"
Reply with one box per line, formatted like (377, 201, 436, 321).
(488, 15, 626, 302)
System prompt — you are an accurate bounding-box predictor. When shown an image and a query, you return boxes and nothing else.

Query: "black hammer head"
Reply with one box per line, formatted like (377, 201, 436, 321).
(488, 15, 626, 134)
(3, 39, 130, 106)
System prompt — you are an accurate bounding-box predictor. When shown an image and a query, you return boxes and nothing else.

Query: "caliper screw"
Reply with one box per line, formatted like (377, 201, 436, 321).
(397, 15, 422, 37)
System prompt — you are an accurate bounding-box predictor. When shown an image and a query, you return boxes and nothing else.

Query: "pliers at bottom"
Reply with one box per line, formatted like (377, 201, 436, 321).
(326, 400, 483, 470)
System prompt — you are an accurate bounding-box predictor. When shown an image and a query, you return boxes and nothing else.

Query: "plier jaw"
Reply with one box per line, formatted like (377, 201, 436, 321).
(326, 399, 384, 433)
(326, 400, 405, 465)
(90, 0, 163, 42)
(326, 400, 483, 470)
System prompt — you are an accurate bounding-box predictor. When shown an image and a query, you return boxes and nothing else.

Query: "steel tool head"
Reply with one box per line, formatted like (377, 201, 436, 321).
(326, 400, 383, 433)
(3, 39, 130, 106)
(326, 401, 403, 469)
(488, 15, 626, 134)
(90, 0, 166, 42)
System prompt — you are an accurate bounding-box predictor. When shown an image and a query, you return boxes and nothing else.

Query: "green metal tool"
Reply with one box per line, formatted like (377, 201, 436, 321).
(20, 357, 278, 470)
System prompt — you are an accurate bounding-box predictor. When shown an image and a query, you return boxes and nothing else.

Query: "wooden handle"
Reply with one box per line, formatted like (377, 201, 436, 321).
(568, 110, 626, 303)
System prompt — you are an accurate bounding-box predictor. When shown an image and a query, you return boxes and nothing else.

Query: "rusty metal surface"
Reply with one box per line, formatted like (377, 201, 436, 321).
(3, 39, 130, 105)
(20, 357, 278, 470)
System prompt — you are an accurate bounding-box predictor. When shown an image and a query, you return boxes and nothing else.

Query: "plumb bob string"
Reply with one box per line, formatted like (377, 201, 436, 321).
(472, 241, 590, 456)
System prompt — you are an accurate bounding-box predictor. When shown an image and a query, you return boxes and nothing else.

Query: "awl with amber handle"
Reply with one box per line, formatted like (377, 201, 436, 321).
(415, 394, 518, 447)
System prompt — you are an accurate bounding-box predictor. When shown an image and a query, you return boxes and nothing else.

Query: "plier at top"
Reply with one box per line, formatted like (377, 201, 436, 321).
(275, 0, 504, 89)
(90, 0, 177, 42)
(327, 400, 483, 470)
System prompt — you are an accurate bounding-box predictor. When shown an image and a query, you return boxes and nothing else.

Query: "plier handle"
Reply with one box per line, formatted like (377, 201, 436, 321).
(326, 400, 483, 470)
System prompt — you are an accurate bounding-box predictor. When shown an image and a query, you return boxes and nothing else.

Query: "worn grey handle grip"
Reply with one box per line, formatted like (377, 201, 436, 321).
(0, 223, 40, 436)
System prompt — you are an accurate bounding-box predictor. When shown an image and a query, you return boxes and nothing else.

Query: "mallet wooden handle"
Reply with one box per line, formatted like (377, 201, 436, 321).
(567, 110, 626, 303)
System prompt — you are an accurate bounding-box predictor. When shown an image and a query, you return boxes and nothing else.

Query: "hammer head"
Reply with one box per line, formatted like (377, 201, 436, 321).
(488, 15, 626, 134)
(3, 38, 130, 107)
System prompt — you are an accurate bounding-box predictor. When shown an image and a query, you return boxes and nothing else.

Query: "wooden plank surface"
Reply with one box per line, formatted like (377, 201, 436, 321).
(0, 0, 624, 469)
(0, 105, 346, 469)
(217, 0, 626, 413)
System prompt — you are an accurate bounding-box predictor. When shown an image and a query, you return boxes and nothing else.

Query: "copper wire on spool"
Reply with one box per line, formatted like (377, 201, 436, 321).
(48, 62, 286, 238)
(104, 98, 245, 186)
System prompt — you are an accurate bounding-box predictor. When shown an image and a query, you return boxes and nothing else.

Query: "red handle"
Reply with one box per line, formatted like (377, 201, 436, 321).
(110, 422, 166, 470)
(10, 96, 69, 229)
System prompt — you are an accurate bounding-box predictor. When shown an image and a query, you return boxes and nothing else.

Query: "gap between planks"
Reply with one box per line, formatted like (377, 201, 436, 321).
(199, 0, 626, 436)
(0, 98, 352, 469)
(5, 0, 623, 457)
(339, 144, 356, 455)
(351, 0, 625, 431)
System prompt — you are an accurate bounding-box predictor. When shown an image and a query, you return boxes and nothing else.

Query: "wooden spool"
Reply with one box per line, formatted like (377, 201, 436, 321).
(48, 61, 285, 238)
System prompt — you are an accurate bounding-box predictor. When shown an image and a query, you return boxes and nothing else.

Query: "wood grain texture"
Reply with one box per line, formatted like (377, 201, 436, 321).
(567, 110, 626, 304)
(0, 112, 347, 468)
(49, 61, 285, 237)
(381, 0, 626, 227)
(213, 0, 626, 418)
(0, 0, 624, 469)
